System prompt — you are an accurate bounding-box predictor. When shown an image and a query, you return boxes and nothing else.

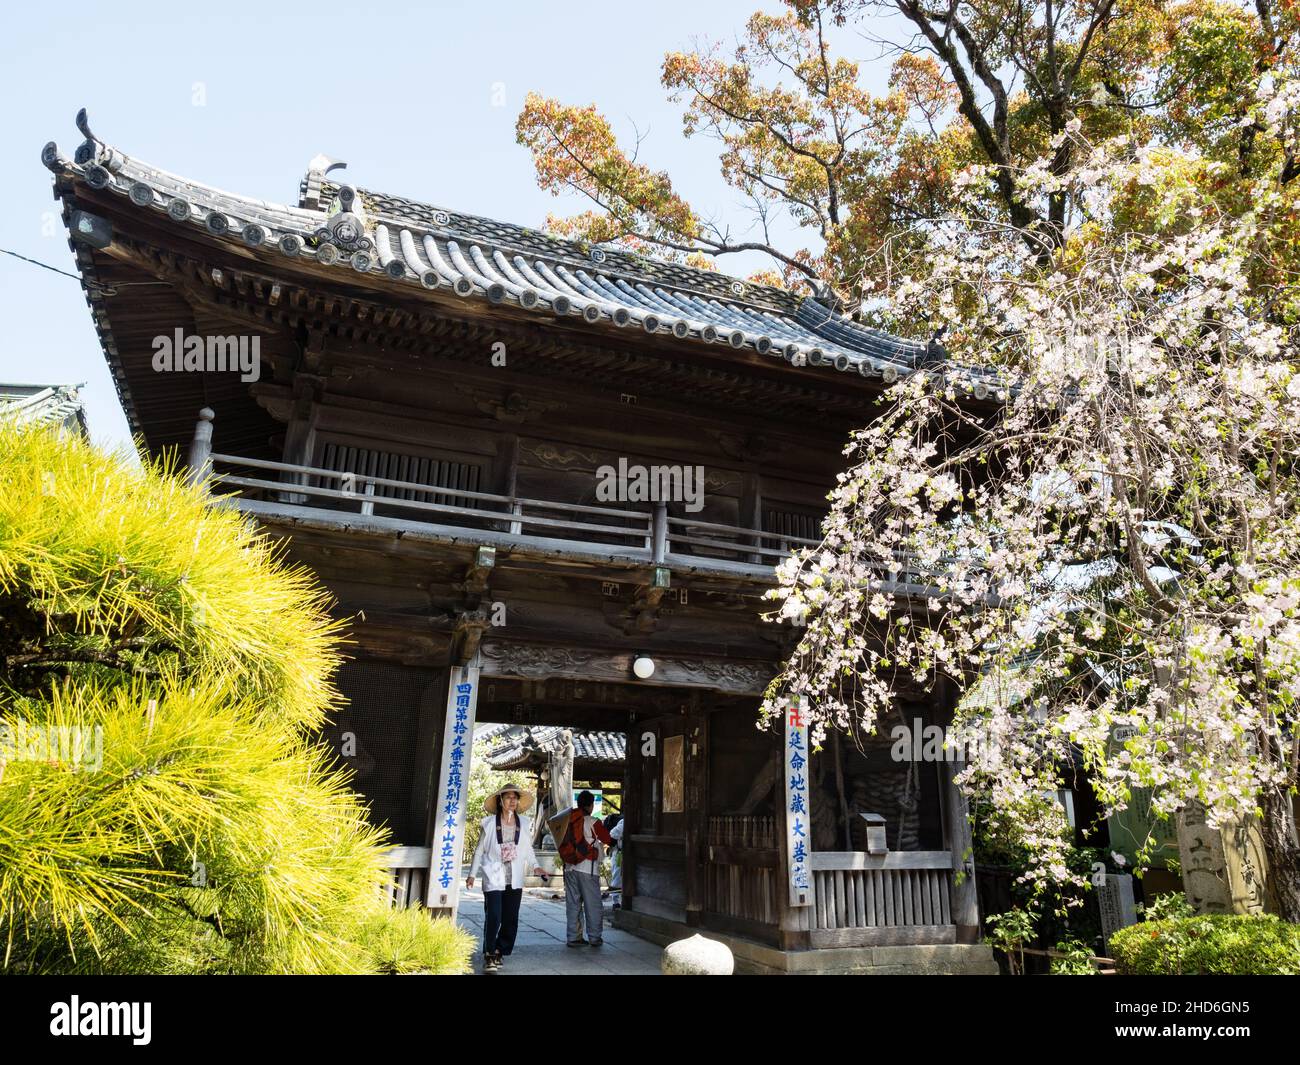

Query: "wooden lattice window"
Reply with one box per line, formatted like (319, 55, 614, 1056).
(762, 505, 822, 546)
(318, 441, 484, 511)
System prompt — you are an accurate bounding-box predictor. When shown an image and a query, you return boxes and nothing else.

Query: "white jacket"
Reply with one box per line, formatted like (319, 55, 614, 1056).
(468, 813, 546, 892)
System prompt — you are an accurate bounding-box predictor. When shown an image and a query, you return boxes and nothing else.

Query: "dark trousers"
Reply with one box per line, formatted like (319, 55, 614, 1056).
(482, 888, 523, 956)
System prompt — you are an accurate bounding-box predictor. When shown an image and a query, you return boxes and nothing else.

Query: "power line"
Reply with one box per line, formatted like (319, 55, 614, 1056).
(1, 247, 89, 284)
(0, 247, 168, 295)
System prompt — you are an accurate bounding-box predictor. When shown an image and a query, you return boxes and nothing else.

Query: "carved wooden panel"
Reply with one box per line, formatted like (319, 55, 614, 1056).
(478, 641, 776, 695)
(662, 734, 685, 814)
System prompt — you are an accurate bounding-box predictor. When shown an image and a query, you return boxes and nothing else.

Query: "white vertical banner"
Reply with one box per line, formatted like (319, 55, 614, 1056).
(784, 696, 812, 907)
(427, 651, 481, 914)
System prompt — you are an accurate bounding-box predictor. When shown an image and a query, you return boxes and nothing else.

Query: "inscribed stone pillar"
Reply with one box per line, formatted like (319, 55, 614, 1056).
(1176, 802, 1269, 915)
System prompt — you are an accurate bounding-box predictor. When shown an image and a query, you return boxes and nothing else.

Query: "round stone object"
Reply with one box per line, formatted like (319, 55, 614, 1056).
(661, 934, 734, 976)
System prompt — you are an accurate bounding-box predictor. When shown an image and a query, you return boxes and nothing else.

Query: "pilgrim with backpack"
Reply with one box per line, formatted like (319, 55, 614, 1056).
(547, 790, 614, 946)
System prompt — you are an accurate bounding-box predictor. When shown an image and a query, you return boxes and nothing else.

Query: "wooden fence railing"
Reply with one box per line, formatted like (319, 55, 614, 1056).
(384, 846, 431, 910)
(175, 403, 978, 592)
(702, 818, 957, 946)
(809, 851, 954, 936)
(705, 816, 779, 927)
(208, 453, 821, 572)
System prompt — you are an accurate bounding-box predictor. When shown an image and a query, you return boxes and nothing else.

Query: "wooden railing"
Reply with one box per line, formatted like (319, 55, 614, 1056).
(178, 404, 980, 596)
(705, 816, 780, 927)
(809, 851, 955, 944)
(707, 815, 777, 849)
(702, 816, 958, 946)
(384, 846, 431, 910)
(208, 452, 822, 573)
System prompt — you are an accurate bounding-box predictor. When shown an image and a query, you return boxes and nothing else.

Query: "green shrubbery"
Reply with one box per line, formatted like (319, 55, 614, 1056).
(352, 908, 477, 975)
(0, 424, 471, 974)
(1110, 914, 1300, 975)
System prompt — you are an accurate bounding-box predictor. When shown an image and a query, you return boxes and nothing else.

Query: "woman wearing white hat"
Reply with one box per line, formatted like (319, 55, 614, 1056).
(466, 783, 548, 972)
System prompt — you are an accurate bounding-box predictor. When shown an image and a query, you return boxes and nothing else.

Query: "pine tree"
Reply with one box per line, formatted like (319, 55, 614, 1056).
(0, 423, 473, 973)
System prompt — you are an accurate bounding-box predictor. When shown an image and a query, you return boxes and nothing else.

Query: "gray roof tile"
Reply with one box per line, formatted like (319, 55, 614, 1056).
(46, 114, 1006, 399)
(483, 726, 626, 768)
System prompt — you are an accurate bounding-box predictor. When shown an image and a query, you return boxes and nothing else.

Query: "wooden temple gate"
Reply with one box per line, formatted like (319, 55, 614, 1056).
(49, 111, 995, 968)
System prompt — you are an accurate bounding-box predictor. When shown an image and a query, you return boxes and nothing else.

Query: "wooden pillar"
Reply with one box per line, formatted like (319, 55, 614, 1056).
(941, 758, 981, 942)
(184, 408, 215, 488)
(411, 674, 449, 847)
(683, 698, 708, 925)
(622, 716, 643, 912)
(935, 679, 980, 941)
(741, 471, 762, 564)
(776, 701, 813, 949)
(651, 502, 668, 563)
(775, 822, 813, 949)
(832, 731, 852, 850)
(425, 651, 482, 916)
(498, 432, 521, 534)
(280, 374, 324, 503)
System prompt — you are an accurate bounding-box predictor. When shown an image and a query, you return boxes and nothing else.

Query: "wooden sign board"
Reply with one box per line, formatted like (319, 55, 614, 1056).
(784, 700, 812, 907)
(426, 654, 481, 915)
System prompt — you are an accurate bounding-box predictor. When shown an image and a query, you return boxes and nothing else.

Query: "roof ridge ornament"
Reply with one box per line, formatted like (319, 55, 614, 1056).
(75, 108, 97, 145)
(811, 282, 846, 314)
(301, 153, 347, 211)
(70, 108, 120, 172)
(923, 326, 949, 366)
(312, 183, 374, 262)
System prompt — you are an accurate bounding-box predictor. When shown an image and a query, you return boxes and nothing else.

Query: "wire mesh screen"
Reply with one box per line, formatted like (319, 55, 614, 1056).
(321, 660, 440, 846)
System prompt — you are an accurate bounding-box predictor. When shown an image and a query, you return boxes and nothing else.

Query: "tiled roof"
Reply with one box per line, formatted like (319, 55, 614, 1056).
(314, 180, 809, 316)
(41, 110, 1014, 396)
(0, 383, 88, 435)
(483, 726, 626, 769)
(474, 723, 517, 742)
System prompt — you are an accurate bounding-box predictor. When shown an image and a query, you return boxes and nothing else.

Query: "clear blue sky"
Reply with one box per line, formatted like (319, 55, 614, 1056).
(0, 1, 898, 448)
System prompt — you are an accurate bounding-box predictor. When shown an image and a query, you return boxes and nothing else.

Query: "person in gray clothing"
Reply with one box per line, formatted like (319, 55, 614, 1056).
(558, 790, 613, 946)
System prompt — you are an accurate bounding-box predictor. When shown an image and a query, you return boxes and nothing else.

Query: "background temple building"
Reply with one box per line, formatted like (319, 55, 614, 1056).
(480, 724, 625, 799)
(46, 109, 999, 973)
(479, 723, 625, 859)
(0, 382, 88, 436)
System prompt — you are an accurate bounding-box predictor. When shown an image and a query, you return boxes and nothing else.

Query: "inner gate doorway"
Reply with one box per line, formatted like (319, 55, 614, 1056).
(392, 665, 997, 975)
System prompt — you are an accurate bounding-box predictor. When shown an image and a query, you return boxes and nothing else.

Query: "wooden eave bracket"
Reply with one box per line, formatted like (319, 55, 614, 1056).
(449, 608, 491, 666)
(622, 572, 672, 636)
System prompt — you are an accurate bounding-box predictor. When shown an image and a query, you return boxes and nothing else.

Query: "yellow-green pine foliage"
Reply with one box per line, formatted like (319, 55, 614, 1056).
(0, 424, 470, 974)
(0, 421, 340, 736)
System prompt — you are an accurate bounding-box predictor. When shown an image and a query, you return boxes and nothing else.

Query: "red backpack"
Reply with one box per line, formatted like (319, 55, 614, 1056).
(557, 810, 598, 865)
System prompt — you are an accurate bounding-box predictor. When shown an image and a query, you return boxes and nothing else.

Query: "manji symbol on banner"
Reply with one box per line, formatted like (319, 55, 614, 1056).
(785, 698, 812, 907)
(427, 653, 482, 914)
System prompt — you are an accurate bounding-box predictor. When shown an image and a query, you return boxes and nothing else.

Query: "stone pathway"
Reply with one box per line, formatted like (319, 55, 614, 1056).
(458, 887, 662, 976)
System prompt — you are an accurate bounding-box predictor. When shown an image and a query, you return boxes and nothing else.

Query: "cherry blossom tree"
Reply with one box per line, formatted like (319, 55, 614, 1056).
(761, 72, 1300, 919)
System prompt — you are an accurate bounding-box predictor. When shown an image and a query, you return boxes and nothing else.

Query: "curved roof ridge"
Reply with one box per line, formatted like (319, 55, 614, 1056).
(320, 178, 804, 316)
(45, 112, 1011, 398)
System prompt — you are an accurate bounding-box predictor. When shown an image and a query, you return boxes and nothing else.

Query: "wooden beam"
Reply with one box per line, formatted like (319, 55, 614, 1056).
(479, 639, 776, 696)
(707, 846, 780, 868)
(809, 850, 955, 871)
